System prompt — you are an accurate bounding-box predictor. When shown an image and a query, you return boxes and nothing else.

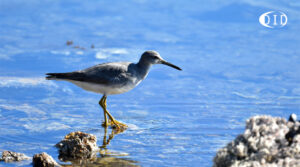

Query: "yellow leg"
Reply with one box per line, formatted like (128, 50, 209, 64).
(99, 95, 108, 127)
(103, 96, 127, 128)
(99, 95, 127, 130)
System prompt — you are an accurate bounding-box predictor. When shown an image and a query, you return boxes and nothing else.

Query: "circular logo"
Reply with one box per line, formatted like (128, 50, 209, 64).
(259, 11, 288, 28)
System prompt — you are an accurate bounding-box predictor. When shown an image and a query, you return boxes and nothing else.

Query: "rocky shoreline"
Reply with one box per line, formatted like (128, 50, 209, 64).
(1, 131, 105, 167)
(2, 114, 300, 166)
(214, 115, 300, 167)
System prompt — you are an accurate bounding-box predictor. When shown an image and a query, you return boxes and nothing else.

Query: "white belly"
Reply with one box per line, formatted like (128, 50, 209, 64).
(69, 80, 139, 95)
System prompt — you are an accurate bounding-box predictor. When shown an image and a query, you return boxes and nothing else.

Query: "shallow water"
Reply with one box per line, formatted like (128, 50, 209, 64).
(0, 0, 300, 166)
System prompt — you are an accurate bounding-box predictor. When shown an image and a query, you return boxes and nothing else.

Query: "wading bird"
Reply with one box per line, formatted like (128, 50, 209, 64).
(46, 51, 181, 130)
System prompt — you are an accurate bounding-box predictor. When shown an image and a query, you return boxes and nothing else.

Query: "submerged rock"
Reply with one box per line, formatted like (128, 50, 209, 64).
(92, 156, 138, 167)
(56, 131, 98, 161)
(32, 152, 60, 167)
(0, 150, 30, 162)
(66, 40, 73, 46)
(213, 115, 300, 167)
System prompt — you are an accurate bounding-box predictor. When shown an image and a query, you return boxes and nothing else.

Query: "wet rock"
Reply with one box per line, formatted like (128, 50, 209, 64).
(92, 156, 138, 167)
(213, 115, 300, 167)
(285, 118, 300, 146)
(32, 152, 60, 167)
(288, 113, 298, 123)
(56, 131, 98, 161)
(0, 150, 30, 162)
(73, 45, 85, 50)
(66, 40, 73, 46)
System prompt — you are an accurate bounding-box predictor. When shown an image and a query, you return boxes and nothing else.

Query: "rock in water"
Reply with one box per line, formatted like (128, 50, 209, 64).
(213, 115, 300, 167)
(0, 151, 30, 162)
(56, 131, 98, 161)
(32, 152, 60, 167)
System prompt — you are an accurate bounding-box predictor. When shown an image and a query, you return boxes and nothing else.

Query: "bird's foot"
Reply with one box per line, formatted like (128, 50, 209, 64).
(102, 120, 128, 131)
(101, 120, 114, 127)
(113, 120, 128, 127)
(112, 120, 128, 132)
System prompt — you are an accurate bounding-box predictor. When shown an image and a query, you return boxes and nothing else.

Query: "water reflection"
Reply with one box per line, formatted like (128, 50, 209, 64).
(60, 127, 138, 167)
(63, 157, 138, 167)
(86, 156, 138, 167)
(97, 127, 138, 167)
(100, 127, 117, 153)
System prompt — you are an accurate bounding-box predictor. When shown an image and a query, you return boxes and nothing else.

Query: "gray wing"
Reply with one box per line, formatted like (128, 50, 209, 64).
(46, 62, 133, 86)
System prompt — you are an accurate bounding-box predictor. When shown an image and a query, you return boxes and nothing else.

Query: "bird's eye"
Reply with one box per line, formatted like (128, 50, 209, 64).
(152, 56, 159, 59)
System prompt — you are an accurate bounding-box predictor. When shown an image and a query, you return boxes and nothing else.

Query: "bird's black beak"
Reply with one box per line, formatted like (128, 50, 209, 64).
(161, 60, 182, 71)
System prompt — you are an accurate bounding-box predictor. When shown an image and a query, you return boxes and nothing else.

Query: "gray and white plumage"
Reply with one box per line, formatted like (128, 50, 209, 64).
(46, 50, 181, 95)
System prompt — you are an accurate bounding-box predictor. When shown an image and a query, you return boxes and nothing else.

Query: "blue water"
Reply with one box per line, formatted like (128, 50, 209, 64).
(0, 0, 300, 166)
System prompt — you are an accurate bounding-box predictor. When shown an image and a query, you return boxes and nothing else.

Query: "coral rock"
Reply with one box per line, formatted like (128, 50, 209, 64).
(214, 115, 300, 167)
(0, 151, 30, 162)
(56, 131, 98, 161)
(32, 152, 60, 167)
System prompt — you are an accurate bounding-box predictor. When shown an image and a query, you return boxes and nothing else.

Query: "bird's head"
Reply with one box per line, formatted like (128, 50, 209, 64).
(139, 50, 182, 70)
